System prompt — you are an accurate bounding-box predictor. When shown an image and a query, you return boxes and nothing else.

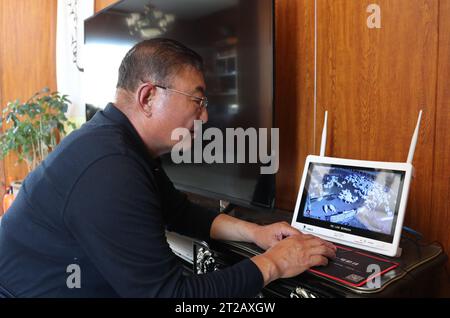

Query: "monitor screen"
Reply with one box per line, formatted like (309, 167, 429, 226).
(84, 0, 275, 208)
(296, 163, 406, 243)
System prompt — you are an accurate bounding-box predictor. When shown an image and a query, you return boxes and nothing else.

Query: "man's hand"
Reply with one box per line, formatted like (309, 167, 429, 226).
(251, 221, 302, 250)
(251, 234, 336, 286)
(209, 214, 336, 286)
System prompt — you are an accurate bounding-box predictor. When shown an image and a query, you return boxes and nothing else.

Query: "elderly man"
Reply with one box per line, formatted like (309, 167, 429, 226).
(0, 38, 335, 298)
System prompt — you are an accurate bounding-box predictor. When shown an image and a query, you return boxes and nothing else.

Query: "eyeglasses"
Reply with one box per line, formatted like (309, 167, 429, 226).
(153, 84, 208, 109)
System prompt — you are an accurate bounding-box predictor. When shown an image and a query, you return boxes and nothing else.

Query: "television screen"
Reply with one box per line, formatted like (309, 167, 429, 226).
(296, 163, 406, 243)
(84, 0, 275, 208)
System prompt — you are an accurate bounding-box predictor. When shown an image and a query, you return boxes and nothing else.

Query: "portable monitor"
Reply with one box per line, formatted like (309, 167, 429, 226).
(291, 111, 423, 257)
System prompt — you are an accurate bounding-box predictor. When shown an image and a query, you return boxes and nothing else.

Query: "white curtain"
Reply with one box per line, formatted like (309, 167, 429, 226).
(56, 0, 94, 125)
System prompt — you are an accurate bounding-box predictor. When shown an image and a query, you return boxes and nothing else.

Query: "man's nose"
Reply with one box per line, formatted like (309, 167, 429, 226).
(199, 107, 208, 124)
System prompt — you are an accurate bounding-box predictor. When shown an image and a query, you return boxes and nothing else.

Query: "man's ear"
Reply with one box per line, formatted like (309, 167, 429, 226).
(136, 82, 155, 117)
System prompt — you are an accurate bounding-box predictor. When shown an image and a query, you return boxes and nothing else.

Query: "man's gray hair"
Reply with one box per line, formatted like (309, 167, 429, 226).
(116, 38, 203, 92)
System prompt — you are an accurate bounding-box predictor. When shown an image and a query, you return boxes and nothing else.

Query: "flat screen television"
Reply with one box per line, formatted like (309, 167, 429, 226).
(84, 0, 275, 209)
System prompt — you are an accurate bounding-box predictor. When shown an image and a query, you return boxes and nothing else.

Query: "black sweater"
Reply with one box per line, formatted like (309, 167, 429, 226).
(0, 104, 263, 298)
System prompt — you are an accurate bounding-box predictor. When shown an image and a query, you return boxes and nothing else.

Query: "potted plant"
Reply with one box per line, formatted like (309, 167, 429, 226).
(0, 88, 76, 208)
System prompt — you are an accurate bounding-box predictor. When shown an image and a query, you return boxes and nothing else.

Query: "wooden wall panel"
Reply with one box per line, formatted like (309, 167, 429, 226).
(275, 0, 315, 209)
(315, 0, 438, 237)
(95, 0, 119, 13)
(0, 0, 57, 213)
(0, 0, 112, 214)
(276, 0, 439, 228)
(431, 0, 450, 291)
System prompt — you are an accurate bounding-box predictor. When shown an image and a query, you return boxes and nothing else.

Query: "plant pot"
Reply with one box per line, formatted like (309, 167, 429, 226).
(2, 188, 14, 215)
(1, 180, 23, 216)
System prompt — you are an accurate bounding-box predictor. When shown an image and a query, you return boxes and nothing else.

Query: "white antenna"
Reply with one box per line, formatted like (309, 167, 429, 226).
(406, 110, 423, 164)
(320, 111, 328, 157)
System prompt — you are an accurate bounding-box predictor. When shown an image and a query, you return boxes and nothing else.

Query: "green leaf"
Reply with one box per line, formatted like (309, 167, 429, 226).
(0, 88, 77, 168)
